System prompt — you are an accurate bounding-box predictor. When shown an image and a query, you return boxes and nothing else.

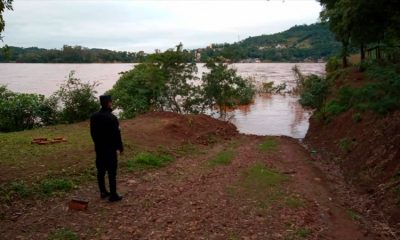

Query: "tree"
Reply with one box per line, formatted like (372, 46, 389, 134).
(0, 0, 12, 40)
(53, 71, 99, 123)
(318, 0, 400, 65)
(110, 44, 201, 118)
(202, 58, 255, 117)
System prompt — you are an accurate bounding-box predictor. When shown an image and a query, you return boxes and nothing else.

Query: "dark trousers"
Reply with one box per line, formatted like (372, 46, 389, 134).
(96, 150, 118, 195)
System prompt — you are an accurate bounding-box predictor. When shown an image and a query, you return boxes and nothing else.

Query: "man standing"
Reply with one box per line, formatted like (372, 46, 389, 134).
(90, 95, 123, 202)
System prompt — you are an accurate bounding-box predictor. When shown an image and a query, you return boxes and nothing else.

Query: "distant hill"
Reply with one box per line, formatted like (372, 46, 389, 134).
(0, 23, 342, 63)
(195, 23, 342, 62)
(0, 45, 146, 63)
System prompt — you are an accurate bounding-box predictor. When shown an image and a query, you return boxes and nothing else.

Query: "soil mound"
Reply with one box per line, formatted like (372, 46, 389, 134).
(121, 111, 238, 148)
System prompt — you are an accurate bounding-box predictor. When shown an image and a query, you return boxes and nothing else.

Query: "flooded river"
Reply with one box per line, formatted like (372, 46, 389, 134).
(0, 63, 325, 138)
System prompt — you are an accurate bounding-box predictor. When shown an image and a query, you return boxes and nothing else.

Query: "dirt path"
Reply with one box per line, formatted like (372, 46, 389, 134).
(1, 134, 375, 240)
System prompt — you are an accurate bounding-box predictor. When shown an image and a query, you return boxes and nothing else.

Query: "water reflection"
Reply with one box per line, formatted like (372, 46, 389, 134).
(229, 63, 324, 138)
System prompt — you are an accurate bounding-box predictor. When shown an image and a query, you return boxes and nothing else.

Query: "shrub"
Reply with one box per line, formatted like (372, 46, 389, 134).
(53, 71, 98, 123)
(298, 75, 330, 109)
(326, 56, 341, 72)
(0, 85, 58, 132)
(202, 59, 255, 116)
(110, 44, 201, 118)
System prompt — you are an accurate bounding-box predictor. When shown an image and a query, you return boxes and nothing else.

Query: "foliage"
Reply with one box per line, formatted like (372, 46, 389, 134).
(0, 45, 145, 63)
(110, 44, 202, 118)
(39, 178, 73, 196)
(9, 181, 30, 198)
(197, 23, 342, 62)
(53, 71, 99, 123)
(294, 71, 330, 110)
(326, 56, 341, 72)
(318, 0, 400, 65)
(202, 59, 255, 116)
(111, 46, 256, 118)
(0, 0, 13, 40)
(0, 85, 57, 132)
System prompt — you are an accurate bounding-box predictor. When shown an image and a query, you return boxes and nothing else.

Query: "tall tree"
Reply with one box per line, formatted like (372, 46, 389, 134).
(0, 0, 13, 40)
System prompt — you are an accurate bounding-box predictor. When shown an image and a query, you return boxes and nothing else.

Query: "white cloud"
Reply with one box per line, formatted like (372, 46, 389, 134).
(1, 0, 322, 52)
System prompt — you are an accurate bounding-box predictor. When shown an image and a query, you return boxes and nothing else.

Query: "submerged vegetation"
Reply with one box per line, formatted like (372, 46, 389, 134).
(109, 45, 255, 119)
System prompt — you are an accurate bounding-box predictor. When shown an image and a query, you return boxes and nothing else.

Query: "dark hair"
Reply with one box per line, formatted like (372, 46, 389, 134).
(99, 95, 112, 107)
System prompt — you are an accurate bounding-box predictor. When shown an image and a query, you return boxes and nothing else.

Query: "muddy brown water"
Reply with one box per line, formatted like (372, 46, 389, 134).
(0, 63, 325, 138)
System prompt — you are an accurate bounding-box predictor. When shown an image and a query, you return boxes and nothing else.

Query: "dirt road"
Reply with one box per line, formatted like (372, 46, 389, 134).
(0, 113, 380, 239)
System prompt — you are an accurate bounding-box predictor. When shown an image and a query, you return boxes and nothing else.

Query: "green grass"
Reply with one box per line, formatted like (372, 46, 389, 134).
(208, 150, 235, 167)
(0, 123, 91, 166)
(244, 163, 287, 187)
(121, 151, 173, 172)
(285, 196, 305, 208)
(39, 178, 74, 196)
(10, 181, 31, 198)
(294, 227, 311, 238)
(338, 137, 354, 153)
(230, 163, 288, 210)
(48, 228, 79, 240)
(258, 138, 278, 152)
(346, 209, 361, 221)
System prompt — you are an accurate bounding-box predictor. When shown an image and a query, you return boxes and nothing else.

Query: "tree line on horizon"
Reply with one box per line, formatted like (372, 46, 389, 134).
(0, 23, 344, 64)
(0, 45, 146, 63)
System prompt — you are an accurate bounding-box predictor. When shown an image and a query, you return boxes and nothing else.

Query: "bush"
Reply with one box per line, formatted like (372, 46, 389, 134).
(202, 59, 255, 115)
(53, 71, 99, 123)
(298, 75, 330, 109)
(326, 56, 341, 72)
(110, 46, 256, 118)
(0, 85, 58, 132)
(109, 44, 201, 118)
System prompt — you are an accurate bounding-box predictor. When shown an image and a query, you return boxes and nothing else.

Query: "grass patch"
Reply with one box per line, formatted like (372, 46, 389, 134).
(121, 151, 173, 172)
(294, 227, 311, 238)
(48, 228, 79, 240)
(258, 137, 278, 152)
(39, 178, 74, 196)
(229, 163, 288, 210)
(338, 137, 354, 153)
(10, 181, 31, 198)
(175, 143, 201, 157)
(208, 150, 235, 167)
(285, 196, 305, 208)
(346, 209, 361, 221)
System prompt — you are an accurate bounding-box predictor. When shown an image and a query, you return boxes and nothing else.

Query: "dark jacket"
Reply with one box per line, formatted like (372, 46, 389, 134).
(90, 108, 123, 153)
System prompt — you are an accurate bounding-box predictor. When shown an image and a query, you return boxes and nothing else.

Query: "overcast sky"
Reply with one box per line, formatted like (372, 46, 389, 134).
(1, 0, 322, 52)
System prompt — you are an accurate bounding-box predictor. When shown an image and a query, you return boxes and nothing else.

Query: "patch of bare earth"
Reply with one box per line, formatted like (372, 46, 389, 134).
(0, 113, 376, 239)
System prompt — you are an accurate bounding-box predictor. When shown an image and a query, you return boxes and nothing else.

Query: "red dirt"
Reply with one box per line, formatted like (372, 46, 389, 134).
(305, 109, 400, 232)
(0, 112, 382, 239)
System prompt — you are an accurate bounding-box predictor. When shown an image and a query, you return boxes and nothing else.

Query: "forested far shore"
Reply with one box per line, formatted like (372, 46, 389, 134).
(0, 23, 344, 64)
(0, 45, 146, 63)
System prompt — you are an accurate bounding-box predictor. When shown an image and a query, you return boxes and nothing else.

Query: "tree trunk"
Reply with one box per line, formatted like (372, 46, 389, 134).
(360, 43, 365, 61)
(341, 39, 349, 68)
